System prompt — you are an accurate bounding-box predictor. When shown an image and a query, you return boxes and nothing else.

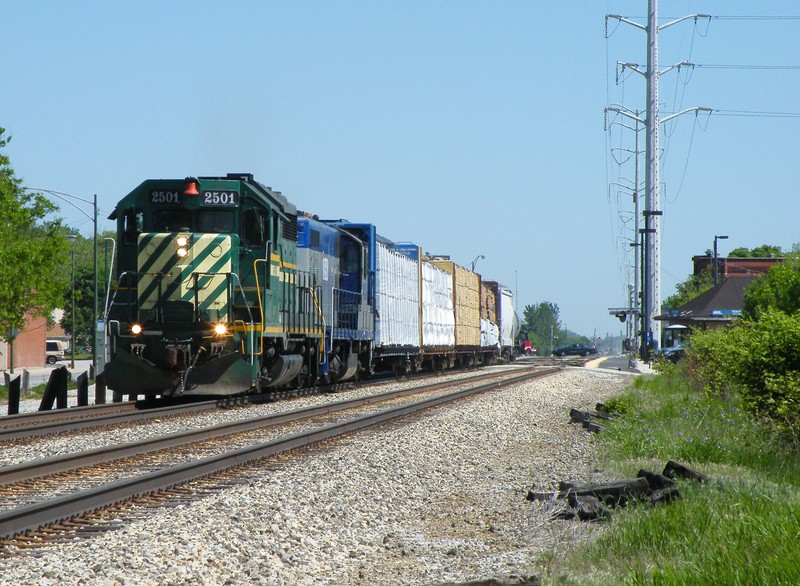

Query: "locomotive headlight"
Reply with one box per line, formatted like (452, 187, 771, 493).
(176, 236, 189, 258)
(214, 323, 228, 335)
(131, 323, 143, 335)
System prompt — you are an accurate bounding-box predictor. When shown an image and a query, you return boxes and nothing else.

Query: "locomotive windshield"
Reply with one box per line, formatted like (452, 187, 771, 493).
(197, 210, 234, 233)
(153, 209, 191, 232)
(150, 209, 234, 233)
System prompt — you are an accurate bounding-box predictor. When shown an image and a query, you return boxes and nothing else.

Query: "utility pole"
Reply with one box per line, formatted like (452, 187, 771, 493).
(605, 104, 642, 359)
(606, 4, 711, 361)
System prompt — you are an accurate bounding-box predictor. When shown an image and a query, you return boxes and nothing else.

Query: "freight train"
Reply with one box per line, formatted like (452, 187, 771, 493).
(103, 173, 519, 397)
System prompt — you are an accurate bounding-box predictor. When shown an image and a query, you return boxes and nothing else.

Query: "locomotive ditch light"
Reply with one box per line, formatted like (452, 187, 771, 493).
(184, 177, 200, 196)
(131, 323, 143, 335)
(176, 235, 189, 258)
(214, 323, 228, 335)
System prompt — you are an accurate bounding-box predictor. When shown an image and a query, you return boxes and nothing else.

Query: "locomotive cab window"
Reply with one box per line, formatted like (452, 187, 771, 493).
(341, 239, 360, 273)
(153, 209, 192, 232)
(198, 210, 234, 233)
(123, 208, 144, 245)
(243, 208, 269, 245)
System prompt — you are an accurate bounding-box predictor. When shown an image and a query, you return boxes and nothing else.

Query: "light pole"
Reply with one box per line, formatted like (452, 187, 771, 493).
(66, 234, 77, 369)
(471, 254, 485, 272)
(713, 235, 728, 285)
(30, 188, 98, 377)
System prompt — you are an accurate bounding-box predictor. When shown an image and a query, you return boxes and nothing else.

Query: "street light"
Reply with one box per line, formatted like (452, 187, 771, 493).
(66, 234, 77, 369)
(471, 254, 485, 272)
(713, 235, 728, 285)
(29, 188, 98, 377)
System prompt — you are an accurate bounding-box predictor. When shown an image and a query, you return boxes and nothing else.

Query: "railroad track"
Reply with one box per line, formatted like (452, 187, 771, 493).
(0, 398, 223, 442)
(0, 367, 557, 547)
(0, 366, 532, 442)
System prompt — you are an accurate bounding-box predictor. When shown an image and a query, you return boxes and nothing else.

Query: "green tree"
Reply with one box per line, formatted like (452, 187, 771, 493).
(522, 301, 561, 355)
(60, 230, 117, 348)
(0, 129, 68, 341)
(663, 266, 714, 310)
(728, 244, 783, 258)
(742, 257, 800, 320)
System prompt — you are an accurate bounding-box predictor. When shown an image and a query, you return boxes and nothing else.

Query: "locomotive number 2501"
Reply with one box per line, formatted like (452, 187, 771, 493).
(201, 191, 239, 206)
(150, 190, 182, 204)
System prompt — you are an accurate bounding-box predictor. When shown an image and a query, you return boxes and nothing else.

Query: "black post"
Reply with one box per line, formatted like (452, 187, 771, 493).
(95, 372, 107, 405)
(7, 375, 20, 416)
(39, 366, 68, 411)
(76, 371, 89, 407)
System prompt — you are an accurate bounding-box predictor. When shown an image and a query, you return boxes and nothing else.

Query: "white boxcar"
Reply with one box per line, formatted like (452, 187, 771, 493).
(498, 286, 518, 349)
(421, 261, 455, 347)
(374, 242, 420, 347)
(481, 318, 500, 349)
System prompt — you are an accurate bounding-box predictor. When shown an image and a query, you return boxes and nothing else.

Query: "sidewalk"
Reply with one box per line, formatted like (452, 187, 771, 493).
(1, 359, 113, 416)
(3, 359, 94, 388)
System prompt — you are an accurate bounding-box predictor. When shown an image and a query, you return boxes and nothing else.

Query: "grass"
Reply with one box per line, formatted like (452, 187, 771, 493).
(544, 366, 800, 585)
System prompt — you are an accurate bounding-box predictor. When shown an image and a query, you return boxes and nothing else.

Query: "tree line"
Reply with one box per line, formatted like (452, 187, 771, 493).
(0, 128, 112, 350)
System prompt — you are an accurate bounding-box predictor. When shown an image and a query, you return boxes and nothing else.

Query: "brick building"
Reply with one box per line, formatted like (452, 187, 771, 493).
(0, 312, 49, 370)
(692, 255, 782, 279)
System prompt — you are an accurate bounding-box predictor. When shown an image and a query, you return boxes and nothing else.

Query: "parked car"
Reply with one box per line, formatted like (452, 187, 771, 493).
(45, 340, 68, 365)
(552, 343, 598, 357)
(657, 343, 686, 363)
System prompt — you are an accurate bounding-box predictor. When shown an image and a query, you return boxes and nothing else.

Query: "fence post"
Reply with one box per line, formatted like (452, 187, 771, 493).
(76, 372, 89, 407)
(95, 372, 106, 405)
(39, 366, 68, 411)
(6, 374, 20, 416)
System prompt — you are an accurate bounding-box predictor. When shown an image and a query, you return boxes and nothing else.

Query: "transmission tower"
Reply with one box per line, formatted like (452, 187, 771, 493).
(607, 1, 710, 360)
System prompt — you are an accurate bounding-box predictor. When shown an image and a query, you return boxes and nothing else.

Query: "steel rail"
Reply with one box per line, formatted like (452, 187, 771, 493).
(0, 401, 138, 428)
(0, 400, 220, 442)
(0, 368, 543, 485)
(0, 366, 532, 441)
(0, 368, 554, 540)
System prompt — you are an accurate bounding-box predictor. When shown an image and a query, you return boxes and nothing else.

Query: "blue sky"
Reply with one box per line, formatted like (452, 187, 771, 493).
(3, 1, 799, 339)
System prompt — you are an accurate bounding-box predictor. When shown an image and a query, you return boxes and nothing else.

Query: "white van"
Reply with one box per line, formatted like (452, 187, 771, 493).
(45, 340, 68, 364)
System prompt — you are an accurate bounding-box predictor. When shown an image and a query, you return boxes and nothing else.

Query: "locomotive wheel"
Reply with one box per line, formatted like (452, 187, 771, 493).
(294, 365, 309, 389)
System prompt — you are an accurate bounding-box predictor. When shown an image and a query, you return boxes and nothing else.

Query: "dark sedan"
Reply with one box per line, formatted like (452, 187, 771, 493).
(553, 343, 598, 357)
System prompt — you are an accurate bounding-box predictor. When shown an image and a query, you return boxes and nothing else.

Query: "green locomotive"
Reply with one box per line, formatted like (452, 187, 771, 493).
(105, 173, 324, 397)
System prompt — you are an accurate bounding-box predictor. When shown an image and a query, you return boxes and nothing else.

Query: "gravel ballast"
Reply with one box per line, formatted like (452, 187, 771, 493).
(1, 367, 633, 585)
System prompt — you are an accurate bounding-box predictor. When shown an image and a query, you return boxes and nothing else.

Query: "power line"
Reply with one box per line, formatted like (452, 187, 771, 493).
(657, 108, 800, 118)
(712, 109, 800, 118)
(697, 64, 800, 70)
(623, 15, 800, 21)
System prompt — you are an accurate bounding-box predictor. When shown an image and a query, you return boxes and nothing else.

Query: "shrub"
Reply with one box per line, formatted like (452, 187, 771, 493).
(684, 310, 800, 441)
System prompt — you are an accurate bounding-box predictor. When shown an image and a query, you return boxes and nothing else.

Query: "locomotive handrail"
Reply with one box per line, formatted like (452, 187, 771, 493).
(229, 272, 256, 365)
(252, 257, 269, 358)
(106, 271, 140, 324)
(300, 284, 326, 370)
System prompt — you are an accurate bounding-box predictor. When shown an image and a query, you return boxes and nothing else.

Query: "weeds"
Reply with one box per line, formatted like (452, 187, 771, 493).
(545, 366, 800, 584)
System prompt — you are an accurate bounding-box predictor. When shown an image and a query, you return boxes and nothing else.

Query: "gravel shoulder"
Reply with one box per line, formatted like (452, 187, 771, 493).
(1, 367, 634, 586)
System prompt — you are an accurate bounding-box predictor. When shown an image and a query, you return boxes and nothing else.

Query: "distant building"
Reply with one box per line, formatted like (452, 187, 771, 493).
(0, 312, 48, 370)
(1, 309, 68, 371)
(692, 255, 782, 279)
(658, 276, 760, 332)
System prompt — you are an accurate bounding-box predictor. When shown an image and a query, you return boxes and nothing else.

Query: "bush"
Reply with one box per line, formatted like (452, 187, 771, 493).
(684, 309, 800, 441)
